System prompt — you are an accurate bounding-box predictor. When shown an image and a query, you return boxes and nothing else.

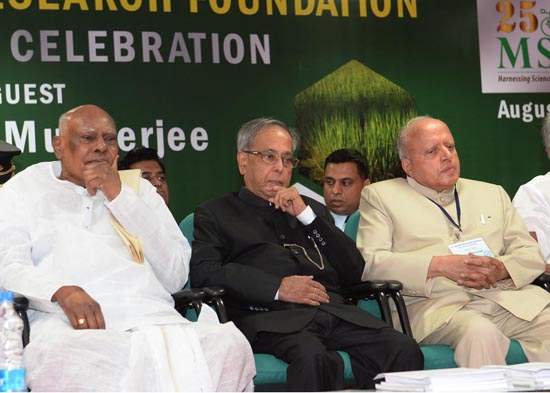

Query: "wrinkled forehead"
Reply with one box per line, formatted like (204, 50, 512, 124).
(68, 115, 116, 136)
(252, 126, 293, 152)
(411, 121, 454, 148)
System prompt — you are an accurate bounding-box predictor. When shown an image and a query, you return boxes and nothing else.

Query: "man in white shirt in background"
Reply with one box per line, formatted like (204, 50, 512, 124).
(0, 104, 255, 391)
(323, 148, 371, 230)
(513, 114, 550, 273)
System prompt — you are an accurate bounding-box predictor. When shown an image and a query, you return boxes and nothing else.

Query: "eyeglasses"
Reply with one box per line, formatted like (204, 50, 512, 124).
(243, 150, 300, 168)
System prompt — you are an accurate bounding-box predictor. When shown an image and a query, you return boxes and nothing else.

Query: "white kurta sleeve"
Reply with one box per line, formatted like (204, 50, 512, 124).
(498, 185, 546, 288)
(513, 182, 550, 263)
(0, 186, 67, 312)
(105, 181, 190, 294)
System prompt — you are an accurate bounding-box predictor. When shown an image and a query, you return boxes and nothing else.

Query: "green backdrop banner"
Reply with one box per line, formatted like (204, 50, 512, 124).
(0, 0, 549, 221)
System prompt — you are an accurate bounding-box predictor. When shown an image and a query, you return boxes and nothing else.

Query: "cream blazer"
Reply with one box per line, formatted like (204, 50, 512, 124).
(357, 177, 550, 342)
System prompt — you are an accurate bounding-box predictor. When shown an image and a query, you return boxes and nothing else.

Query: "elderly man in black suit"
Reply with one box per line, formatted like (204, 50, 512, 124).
(190, 117, 423, 391)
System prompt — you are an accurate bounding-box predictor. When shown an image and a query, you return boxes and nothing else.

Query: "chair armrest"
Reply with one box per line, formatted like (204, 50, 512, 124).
(340, 280, 393, 326)
(202, 286, 229, 323)
(339, 280, 387, 301)
(174, 286, 229, 323)
(532, 273, 550, 292)
(14, 296, 29, 348)
(203, 286, 225, 298)
(172, 288, 206, 316)
(172, 288, 206, 303)
(340, 280, 415, 339)
(384, 280, 414, 338)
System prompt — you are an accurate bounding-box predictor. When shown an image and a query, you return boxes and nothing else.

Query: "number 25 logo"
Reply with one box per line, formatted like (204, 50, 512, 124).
(497, 0, 538, 33)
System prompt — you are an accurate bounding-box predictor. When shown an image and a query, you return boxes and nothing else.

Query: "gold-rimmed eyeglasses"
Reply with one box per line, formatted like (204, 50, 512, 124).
(243, 150, 300, 168)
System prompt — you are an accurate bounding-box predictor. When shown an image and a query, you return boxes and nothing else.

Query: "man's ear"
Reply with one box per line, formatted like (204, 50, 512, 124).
(237, 151, 247, 175)
(53, 136, 63, 159)
(401, 158, 412, 177)
(363, 178, 371, 187)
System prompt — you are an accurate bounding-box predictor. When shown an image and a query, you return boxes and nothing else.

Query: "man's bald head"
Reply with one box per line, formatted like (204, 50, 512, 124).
(53, 104, 118, 187)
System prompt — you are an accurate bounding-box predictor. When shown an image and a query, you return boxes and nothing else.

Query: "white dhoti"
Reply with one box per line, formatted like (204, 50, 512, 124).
(24, 315, 256, 392)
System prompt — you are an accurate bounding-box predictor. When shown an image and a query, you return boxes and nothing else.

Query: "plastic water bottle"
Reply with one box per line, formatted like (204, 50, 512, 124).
(0, 292, 26, 392)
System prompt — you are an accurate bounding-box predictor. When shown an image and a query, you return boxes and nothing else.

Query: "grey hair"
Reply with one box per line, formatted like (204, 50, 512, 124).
(397, 115, 434, 159)
(237, 117, 300, 153)
(542, 113, 550, 153)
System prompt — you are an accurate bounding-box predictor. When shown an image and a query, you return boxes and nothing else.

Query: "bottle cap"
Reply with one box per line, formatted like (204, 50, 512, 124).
(0, 291, 14, 301)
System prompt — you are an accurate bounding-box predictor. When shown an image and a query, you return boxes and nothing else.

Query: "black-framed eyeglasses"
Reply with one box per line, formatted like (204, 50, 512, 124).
(243, 150, 300, 168)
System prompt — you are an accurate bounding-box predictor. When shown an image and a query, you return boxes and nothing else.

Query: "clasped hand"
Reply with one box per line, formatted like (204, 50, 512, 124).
(431, 254, 509, 289)
(278, 275, 330, 306)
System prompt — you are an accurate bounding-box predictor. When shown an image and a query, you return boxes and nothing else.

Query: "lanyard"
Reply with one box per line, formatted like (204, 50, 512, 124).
(426, 188, 462, 234)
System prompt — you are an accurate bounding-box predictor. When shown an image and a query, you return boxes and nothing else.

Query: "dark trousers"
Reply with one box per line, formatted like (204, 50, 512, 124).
(253, 309, 423, 391)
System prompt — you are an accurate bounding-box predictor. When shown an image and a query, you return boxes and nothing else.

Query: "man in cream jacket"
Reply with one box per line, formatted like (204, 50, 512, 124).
(357, 115, 550, 367)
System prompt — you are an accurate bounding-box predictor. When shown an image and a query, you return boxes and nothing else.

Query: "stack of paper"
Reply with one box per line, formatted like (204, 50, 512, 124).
(375, 368, 511, 392)
(484, 362, 550, 391)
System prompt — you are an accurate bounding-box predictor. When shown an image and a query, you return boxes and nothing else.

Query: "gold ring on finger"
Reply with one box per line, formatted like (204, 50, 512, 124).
(77, 318, 86, 325)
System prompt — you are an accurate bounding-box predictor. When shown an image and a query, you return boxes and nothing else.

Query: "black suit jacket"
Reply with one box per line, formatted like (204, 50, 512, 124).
(190, 188, 386, 342)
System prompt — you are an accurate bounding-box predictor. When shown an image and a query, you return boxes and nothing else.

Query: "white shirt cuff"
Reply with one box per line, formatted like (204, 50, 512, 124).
(296, 206, 316, 226)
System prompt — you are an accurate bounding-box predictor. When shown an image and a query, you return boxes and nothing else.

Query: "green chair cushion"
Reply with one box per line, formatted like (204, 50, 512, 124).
(506, 340, 528, 364)
(421, 339, 526, 369)
(253, 354, 288, 386)
(421, 345, 457, 369)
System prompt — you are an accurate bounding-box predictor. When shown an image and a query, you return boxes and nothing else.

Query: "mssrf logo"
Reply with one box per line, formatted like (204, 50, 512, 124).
(477, 0, 550, 93)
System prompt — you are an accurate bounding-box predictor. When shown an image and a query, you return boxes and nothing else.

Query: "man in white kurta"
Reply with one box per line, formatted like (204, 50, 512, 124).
(513, 114, 550, 270)
(513, 172, 550, 266)
(0, 104, 255, 391)
(357, 116, 550, 367)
